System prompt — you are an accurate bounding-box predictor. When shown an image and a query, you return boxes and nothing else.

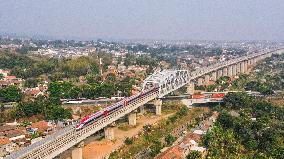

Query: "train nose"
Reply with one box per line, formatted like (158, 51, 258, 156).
(75, 124, 80, 128)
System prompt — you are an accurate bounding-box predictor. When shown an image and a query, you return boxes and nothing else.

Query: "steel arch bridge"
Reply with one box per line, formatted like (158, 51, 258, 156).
(143, 70, 190, 98)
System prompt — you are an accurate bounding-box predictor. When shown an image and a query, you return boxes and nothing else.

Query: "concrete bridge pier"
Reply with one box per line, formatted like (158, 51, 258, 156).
(153, 99, 162, 115)
(232, 64, 237, 76)
(186, 82, 195, 94)
(251, 58, 256, 66)
(104, 127, 115, 140)
(236, 62, 241, 74)
(204, 74, 210, 85)
(217, 69, 223, 78)
(197, 77, 204, 86)
(211, 71, 217, 81)
(227, 65, 233, 77)
(251, 58, 257, 66)
(128, 112, 137, 126)
(248, 59, 252, 67)
(244, 60, 248, 73)
(223, 67, 228, 76)
(255, 57, 261, 63)
(240, 61, 245, 73)
(71, 142, 84, 159)
(139, 105, 145, 114)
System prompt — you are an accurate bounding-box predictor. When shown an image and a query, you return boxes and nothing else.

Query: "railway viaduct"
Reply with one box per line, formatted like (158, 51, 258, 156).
(5, 48, 284, 159)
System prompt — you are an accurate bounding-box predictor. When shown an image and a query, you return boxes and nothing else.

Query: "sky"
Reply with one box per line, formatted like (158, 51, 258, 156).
(0, 0, 284, 41)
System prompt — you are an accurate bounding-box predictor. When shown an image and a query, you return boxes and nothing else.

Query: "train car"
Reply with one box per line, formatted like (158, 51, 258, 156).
(104, 102, 123, 115)
(75, 111, 104, 130)
(211, 93, 225, 98)
(192, 94, 205, 99)
(75, 86, 160, 130)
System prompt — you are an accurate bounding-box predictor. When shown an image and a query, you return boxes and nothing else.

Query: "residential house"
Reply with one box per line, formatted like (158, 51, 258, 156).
(30, 121, 52, 134)
(0, 69, 10, 77)
(155, 145, 184, 159)
(0, 136, 15, 158)
(0, 75, 23, 88)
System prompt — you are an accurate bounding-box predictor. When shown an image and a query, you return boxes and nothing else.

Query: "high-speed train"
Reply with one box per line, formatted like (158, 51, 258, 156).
(75, 86, 158, 130)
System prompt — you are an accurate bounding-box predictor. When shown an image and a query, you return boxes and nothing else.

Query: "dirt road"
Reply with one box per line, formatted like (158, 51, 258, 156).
(82, 114, 171, 159)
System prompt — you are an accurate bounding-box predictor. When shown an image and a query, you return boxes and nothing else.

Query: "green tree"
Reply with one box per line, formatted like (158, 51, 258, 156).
(223, 92, 253, 109)
(0, 73, 4, 80)
(48, 81, 74, 99)
(80, 84, 96, 99)
(186, 151, 201, 159)
(217, 112, 235, 129)
(150, 139, 163, 157)
(0, 85, 22, 102)
(204, 125, 244, 158)
(124, 54, 135, 67)
(206, 84, 216, 92)
(14, 101, 42, 118)
(124, 137, 133, 145)
(45, 105, 72, 120)
(116, 77, 134, 96)
(24, 78, 39, 88)
(105, 73, 116, 82)
(177, 106, 189, 117)
(165, 134, 176, 146)
(0, 102, 4, 124)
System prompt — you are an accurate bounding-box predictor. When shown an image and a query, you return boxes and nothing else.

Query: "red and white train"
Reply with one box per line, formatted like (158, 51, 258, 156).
(75, 86, 158, 130)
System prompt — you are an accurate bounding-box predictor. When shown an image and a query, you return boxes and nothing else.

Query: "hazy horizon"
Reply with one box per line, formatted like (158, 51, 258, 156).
(1, 0, 284, 41)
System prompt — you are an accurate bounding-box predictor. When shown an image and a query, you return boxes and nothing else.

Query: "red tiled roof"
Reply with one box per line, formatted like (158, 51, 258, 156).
(0, 125, 17, 132)
(156, 145, 183, 159)
(182, 133, 202, 144)
(4, 129, 25, 138)
(5, 76, 16, 80)
(30, 89, 41, 95)
(0, 70, 9, 73)
(31, 121, 49, 132)
(0, 136, 11, 145)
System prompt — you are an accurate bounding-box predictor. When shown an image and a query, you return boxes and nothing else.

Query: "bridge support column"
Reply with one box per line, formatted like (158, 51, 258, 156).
(128, 112, 137, 126)
(236, 63, 241, 74)
(244, 60, 248, 73)
(105, 127, 115, 140)
(252, 58, 256, 66)
(223, 67, 228, 76)
(72, 142, 84, 159)
(197, 78, 204, 86)
(240, 61, 245, 73)
(153, 99, 162, 115)
(254, 57, 258, 64)
(227, 65, 233, 77)
(232, 64, 237, 76)
(204, 75, 210, 85)
(247, 59, 252, 71)
(217, 69, 223, 78)
(255, 57, 261, 64)
(139, 105, 145, 114)
(211, 71, 217, 81)
(186, 82, 195, 94)
(248, 59, 252, 67)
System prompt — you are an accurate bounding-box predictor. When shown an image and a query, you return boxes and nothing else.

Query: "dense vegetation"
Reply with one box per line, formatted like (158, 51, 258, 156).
(0, 85, 22, 102)
(109, 102, 207, 159)
(0, 50, 156, 123)
(0, 51, 34, 69)
(232, 54, 284, 93)
(203, 92, 284, 158)
(12, 96, 72, 121)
